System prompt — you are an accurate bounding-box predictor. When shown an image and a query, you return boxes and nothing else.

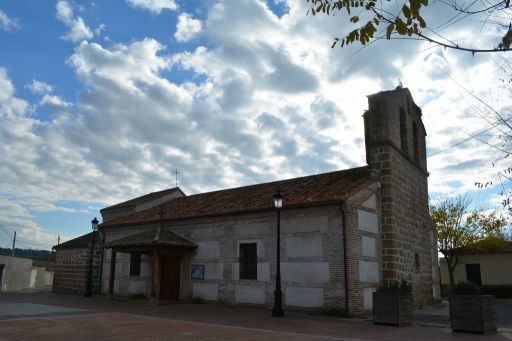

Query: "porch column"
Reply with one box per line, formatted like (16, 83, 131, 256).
(107, 249, 116, 299)
(149, 248, 160, 305)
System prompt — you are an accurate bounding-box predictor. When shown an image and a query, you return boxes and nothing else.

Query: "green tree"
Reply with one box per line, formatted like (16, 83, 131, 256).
(431, 196, 508, 291)
(307, 0, 512, 53)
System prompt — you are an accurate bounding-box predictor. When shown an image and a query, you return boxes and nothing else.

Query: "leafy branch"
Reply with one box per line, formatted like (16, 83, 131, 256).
(307, 0, 512, 53)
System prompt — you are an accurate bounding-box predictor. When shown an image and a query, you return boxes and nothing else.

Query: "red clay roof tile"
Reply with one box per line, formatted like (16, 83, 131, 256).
(102, 166, 375, 227)
(100, 187, 185, 212)
(103, 229, 196, 248)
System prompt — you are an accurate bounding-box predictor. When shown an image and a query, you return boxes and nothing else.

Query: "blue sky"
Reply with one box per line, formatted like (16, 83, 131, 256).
(0, 0, 510, 250)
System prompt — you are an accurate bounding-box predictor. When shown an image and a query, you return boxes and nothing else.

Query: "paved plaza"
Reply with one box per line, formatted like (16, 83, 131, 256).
(0, 292, 510, 341)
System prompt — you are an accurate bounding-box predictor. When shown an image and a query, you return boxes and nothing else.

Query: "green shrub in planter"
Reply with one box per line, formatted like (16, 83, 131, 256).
(373, 280, 413, 327)
(480, 285, 512, 298)
(191, 296, 204, 304)
(450, 281, 497, 334)
(454, 281, 480, 295)
(376, 280, 412, 294)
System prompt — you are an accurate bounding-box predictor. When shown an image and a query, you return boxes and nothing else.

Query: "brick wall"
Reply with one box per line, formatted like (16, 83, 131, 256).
(102, 205, 351, 310)
(344, 186, 381, 316)
(101, 190, 381, 315)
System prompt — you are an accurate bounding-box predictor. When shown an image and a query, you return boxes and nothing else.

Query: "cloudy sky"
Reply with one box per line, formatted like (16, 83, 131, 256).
(0, 0, 510, 250)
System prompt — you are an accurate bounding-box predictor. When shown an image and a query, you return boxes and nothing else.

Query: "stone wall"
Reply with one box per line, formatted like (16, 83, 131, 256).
(364, 88, 440, 306)
(53, 245, 102, 295)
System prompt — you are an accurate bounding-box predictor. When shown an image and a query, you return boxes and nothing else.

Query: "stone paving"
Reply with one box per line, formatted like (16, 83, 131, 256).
(0, 303, 85, 317)
(0, 292, 510, 341)
(1, 313, 362, 341)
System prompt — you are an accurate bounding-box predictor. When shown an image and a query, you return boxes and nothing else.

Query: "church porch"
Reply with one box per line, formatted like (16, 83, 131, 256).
(103, 228, 197, 304)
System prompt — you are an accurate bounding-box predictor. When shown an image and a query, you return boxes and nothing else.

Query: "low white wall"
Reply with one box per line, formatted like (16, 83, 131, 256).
(235, 284, 265, 304)
(0, 255, 32, 291)
(285, 287, 324, 307)
(281, 262, 329, 284)
(193, 283, 218, 300)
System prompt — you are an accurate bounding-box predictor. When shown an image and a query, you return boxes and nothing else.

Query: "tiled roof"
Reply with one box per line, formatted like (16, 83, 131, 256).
(102, 166, 376, 227)
(100, 187, 184, 212)
(53, 231, 98, 250)
(103, 228, 196, 248)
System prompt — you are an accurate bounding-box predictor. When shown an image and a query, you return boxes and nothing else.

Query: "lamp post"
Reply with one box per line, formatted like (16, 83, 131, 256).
(272, 189, 284, 317)
(84, 217, 99, 297)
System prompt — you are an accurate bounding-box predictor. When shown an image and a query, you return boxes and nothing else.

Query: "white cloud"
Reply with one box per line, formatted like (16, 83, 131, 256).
(39, 94, 72, 108)
(0, 209, 72, 250)
(126, 0, 177, 14)
(1, 0, 511, 250)
(175, 13, 202, 42)
(0, 8, 19, 31)
(26, 80, 54, 94)
(55, 0, 93, 42)
(0, 68, 29, 117)
(94, 23, 106, 35)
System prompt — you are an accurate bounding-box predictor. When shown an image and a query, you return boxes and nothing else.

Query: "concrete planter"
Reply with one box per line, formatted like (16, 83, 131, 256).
(449, 295, 497, 334)
(373, 292, 413, 326)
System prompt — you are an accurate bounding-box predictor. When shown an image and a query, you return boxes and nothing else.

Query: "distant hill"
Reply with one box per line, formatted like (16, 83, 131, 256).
(0, 247, 55, 261)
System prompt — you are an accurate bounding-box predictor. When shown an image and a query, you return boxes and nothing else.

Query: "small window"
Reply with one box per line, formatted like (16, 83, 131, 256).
(413, 122, 419, 162)
(240, 243, 257, 280)
(130, 253, 141, 276)
(414, 253, 420, 269)
(399, 108, 408, 153)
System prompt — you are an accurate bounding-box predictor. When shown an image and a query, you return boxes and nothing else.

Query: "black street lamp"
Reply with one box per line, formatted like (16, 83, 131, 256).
(272, 189, 284, 317)
(84, 217, 99, 297)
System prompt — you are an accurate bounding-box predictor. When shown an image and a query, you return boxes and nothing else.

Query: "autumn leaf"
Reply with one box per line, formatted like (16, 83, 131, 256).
(386, 23, 395, 39)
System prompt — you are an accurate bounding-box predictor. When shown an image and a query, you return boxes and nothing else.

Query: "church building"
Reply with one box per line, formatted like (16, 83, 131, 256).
(54, 87, 441, 315)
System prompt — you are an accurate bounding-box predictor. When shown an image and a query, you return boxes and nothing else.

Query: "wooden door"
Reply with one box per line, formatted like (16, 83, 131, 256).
(160, 256, 181, 300)
(465, 264, 482, 286)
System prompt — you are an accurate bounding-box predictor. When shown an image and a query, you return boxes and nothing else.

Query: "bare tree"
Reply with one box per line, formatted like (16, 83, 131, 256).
(465, 56, 512, 211)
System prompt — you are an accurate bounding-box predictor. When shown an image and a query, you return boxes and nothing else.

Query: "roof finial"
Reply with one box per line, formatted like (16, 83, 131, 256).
(396, 79, 403, 90)
(173, 169, 180, 188)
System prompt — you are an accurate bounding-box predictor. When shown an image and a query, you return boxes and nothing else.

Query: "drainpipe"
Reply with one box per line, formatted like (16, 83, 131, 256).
(339, 204, 350, 318)
(98, 227, 105, 295)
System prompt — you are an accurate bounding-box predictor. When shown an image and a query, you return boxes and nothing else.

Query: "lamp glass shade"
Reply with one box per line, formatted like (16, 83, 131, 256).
(273, 190, 284, 208)
(91, 217, 99, 230)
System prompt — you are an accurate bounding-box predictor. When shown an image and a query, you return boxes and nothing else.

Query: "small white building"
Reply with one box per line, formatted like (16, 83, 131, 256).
(0, 255, 53, 291)
(439, 243, 512, 296)
(0, 255, 32, 291)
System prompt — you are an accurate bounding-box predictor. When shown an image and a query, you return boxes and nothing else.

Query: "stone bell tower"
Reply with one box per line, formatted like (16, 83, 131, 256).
(363, 87, 440, 305)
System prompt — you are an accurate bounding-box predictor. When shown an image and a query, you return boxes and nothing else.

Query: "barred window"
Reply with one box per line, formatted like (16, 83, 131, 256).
(239, 243, 257, 280)
(130, 252, 141, 276)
